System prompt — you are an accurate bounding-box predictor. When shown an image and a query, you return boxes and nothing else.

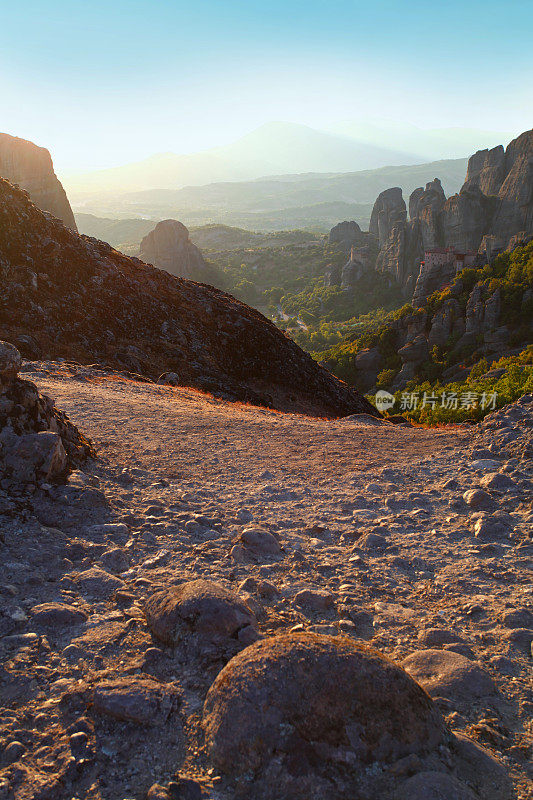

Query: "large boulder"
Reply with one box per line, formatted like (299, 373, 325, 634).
(144, 579, 257, 646)
(402, 649, 496, 703)
(203, 633, 447, 798)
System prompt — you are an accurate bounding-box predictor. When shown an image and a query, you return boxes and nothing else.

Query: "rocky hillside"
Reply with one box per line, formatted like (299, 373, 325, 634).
(320, 241, 533, 393)
(0, 178, 377, 418)
(0, 132, 77, 231)
(327, 129, 532, 308)
(138, 219, 221, 284)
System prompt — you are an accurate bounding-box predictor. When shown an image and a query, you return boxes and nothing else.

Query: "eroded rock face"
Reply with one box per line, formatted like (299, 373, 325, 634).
(203, 632, 447, 798)
(490, 129, 533, 248)
(0, 341, 94, 486)
(369, 187, 407, 246)
(466, 145, 506, 196)
(367, 128, 532, 306)
(0, 132, 76, 230)
(139, 219, 220, 284)
(144, 579, 256, 646)
(0, 179, 378, 418)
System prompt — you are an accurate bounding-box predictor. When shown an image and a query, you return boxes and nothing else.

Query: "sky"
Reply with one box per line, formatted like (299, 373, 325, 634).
(1, 0, 532, 171)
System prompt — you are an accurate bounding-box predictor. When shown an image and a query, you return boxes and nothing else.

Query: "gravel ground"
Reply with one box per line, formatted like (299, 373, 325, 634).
(0, 363, 531, 800)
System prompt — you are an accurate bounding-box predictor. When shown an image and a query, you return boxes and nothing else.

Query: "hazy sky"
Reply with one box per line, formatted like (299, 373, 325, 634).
(2, 0, 531, 170)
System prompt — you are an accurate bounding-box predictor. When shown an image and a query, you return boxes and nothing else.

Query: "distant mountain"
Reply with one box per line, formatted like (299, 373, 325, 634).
(72, 158, 468, 234)
(63, 122, 424, 196)
(324, 121, 516, 162)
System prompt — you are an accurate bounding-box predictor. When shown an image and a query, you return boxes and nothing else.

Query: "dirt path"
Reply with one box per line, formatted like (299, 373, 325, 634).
(32, 365, 466, 484)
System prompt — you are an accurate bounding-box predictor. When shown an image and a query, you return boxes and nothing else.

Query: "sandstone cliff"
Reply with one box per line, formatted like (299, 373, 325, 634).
(0, 132, 77, 231)
(0, 179, 377, 418)
(139, 219, 221, 285)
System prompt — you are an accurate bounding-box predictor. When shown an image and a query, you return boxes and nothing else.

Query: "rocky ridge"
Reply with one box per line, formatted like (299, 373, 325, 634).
(0, 133, 77, 231)
(0, 178, 376, 418)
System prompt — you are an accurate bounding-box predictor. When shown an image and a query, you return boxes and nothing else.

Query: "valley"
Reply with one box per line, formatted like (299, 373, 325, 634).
(0, 91, 531, 800)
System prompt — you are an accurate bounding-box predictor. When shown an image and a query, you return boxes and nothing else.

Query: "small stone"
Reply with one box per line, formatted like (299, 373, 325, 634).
(473, 514, 510, 539)
(502, 608, 533, 629)
(146, 785, 170, 800)
(479, 472, 516, 491)
(73, 567, 125, 599)
(237, 527, 282, 558)
(99, 548, 130, 573)
(294, 589, 334, 612)
(2, 741, 25, 765)
(402, 649, 496, 702)
(91, 677, 181, 725)
(30, 602, 87, 629)
(69, 731, 88, 754)
(418, 628, 465, 648)
(395, 771, 477, 800)
(463, 489, 493, 510)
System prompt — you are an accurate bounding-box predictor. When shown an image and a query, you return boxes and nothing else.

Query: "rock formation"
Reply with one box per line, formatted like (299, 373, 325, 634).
(357, 129, 533, 306)
(328, 220, 368, 255)
(369, 187, 406, 246)
(0, 341, 94, 487)
(138, 219, 220, 284)
(0, 132, 77, 231)
(0, 178, 377, 418)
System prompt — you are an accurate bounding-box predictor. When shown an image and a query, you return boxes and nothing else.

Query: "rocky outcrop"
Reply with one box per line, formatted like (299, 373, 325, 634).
(0, 179, 378, 418)
(138, 219, 220, 284)
(0, 342, 94, 487)
(465, 145, 506, 195)
(412, 257, 458, 308)
(0, 132, 77, 231)
(366, 129, 532, 304)
(416, 178, 446, 248)
(328, 220, 366, 254)
(490, 129, 533, 249)
(441, 184, 495, 251)
(369, 187, 406, 246)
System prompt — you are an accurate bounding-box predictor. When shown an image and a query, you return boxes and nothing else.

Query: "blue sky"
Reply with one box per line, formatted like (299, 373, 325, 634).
(1, 0, 531, 169)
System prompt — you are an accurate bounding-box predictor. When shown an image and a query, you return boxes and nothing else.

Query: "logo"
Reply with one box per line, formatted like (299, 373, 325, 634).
(375, 390, 395, 412)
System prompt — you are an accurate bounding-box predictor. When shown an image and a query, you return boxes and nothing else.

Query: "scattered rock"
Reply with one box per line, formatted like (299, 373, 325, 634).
(30, 602, 87, 630)
(463, 489, 494, 510)
(394, 770, 477, 800)
(232, 527, 282, 561)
